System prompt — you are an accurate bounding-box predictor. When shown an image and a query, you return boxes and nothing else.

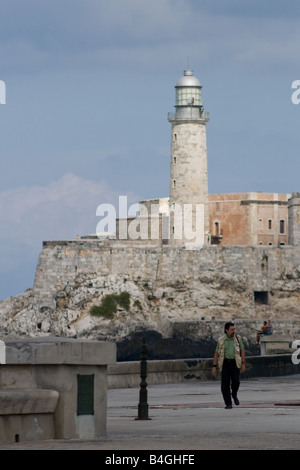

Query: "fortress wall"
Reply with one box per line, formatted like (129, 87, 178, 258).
(33, 241, 300, 317)
(33, 240, 162, 309)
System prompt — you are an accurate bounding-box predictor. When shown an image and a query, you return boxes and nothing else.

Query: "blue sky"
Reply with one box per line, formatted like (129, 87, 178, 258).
(1, 0, 300, 300)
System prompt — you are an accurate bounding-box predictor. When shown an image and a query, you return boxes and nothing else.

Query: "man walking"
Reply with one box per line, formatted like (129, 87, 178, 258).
(212, 322, 246, 409)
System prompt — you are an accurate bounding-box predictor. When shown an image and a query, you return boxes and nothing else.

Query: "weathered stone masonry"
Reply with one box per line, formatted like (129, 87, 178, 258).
(34, 241, 300, 314)
(24, 239, 300, 359)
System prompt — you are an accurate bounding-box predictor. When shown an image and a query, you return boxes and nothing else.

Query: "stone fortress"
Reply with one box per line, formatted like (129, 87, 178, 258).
(2, 69, 300, 360)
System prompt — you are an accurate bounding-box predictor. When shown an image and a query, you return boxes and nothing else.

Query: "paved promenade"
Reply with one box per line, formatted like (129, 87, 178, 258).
(1, 374, 300, 450)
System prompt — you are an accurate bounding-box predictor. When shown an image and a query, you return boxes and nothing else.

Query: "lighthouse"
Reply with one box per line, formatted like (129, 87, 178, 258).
(168, 69, 210, 248)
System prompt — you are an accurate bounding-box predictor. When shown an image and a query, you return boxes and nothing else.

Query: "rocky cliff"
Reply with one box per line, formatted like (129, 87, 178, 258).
(1, 240, 300, 360)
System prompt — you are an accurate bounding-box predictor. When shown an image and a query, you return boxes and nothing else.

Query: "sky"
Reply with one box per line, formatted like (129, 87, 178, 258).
(1, 0, 300, 300)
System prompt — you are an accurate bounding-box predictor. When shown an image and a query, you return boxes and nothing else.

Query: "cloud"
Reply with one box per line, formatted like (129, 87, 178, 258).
(1, 0, 300, 76)
(0, 0, 190, 73)
(0, 173, 138, 246)
(0, 171, 140, 298)
(0, 172, 139, 299)
(197, 0, 300, 20)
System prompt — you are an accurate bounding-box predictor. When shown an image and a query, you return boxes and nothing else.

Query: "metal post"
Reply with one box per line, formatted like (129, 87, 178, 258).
(136, 337, 150, 420)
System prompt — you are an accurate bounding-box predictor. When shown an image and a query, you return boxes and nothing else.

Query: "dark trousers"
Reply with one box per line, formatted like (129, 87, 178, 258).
(221, 359, 240, 406)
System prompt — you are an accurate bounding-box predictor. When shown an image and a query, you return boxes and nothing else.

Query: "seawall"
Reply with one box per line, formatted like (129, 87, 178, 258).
(108, 354, 300, 388)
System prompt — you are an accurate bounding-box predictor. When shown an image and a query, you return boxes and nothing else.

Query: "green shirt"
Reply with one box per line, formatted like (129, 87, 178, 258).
(216, 334, 244, 359)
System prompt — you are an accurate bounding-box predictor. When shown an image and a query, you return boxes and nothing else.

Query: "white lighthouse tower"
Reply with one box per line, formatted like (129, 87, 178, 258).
(168, 69, 210, 248)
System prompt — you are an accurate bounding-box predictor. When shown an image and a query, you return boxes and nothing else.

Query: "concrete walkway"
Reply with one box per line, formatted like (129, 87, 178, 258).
(1, 374, 300, 450)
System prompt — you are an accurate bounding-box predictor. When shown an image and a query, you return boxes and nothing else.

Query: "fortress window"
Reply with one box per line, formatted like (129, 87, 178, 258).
(280, 220, 285, 234)
(254, 291, 269, 305)
(214, 221, 220, 237)
(172, 179, 176, 188)
(268, 219, 272, 230)
(173, 156, 176, 164)
(174, 133, 177, 141)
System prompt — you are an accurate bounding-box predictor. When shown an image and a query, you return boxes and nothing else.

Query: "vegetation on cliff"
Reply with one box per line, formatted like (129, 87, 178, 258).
(90, 292, 130, 318)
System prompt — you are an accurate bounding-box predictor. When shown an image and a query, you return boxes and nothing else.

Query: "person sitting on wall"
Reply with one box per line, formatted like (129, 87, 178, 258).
(266, 320, 273, 335)
(256, 321, 268, 344)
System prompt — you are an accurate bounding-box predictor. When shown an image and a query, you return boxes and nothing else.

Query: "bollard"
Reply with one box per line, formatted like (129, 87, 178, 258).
(136, 337, 151, 420)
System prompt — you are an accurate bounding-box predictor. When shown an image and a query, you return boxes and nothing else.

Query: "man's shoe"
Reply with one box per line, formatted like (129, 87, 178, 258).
(225, 404, 232, 409)
(233, 396, 240, 406)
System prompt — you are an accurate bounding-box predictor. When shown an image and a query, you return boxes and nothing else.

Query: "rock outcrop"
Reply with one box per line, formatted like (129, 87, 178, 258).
(1, 241, 300, 360)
